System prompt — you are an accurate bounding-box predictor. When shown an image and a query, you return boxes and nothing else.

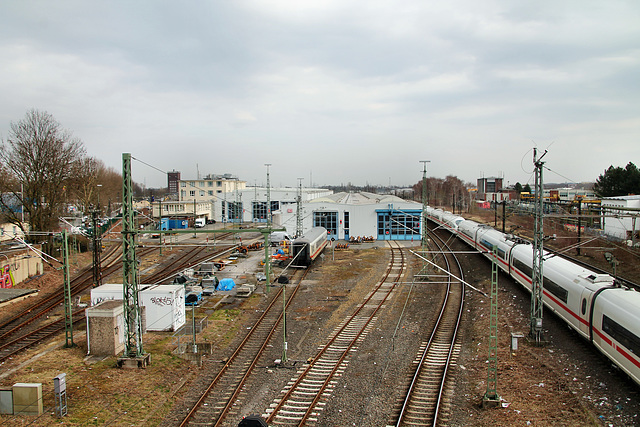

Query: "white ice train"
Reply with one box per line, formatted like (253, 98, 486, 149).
(425, 206, 640, 387)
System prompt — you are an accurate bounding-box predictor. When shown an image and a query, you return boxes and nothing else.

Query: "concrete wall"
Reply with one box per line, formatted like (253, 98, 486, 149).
(86, 300, 125, 356)
(0, 247, 44, 289)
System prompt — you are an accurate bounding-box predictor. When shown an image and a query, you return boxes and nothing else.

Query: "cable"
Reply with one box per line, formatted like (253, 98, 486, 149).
(543, 165, 578, 185)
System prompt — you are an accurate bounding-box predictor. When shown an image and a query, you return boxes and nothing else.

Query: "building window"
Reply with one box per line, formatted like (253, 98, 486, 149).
(217, 181, 222, 187)
(227, 202, 242, 222)
(313, 211, 338, 236)
(189, 190, 195, 197)
(344, 211, 350, 229)
(181, 182, 186, 187)
(377, 210, 421, 240)
(253, 202, 267, 222)
(199, 181, 204, 187)
(180, 190, 186, 198)
(208, 191, 214, 196)
(200, 191, 205, 197)
(208, 181, 213, 187)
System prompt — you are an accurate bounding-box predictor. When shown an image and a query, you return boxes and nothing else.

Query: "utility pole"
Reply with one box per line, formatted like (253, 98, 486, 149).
(483, 245, 500, 407)
(417, 160, 431, 282)
(530, 148, 547, 343)
(91, 209, 102, 288)
(62, 229, 74, 348)
(119, 153, 149, 367)
(265, 164, 272, 292)
(577, 202, 582, 256)
(296, 178, 303, 237)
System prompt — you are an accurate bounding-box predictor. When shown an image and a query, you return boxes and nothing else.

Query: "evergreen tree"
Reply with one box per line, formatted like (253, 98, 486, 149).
(593, 162, 640, 197)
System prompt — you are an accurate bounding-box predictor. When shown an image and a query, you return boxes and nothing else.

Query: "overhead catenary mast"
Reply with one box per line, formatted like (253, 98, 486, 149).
(416, 160, 431, 282)
(296, 178, 303, 237)
(530, 148, 547, 343)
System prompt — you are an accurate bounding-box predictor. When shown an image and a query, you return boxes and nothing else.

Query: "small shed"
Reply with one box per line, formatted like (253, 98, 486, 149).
(86, 300, 125, 356)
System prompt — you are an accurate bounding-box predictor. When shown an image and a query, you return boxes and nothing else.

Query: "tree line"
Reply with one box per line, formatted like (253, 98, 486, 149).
(0, 109, 143, 238)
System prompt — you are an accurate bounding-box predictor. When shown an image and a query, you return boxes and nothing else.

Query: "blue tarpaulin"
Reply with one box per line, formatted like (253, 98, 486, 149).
(217, 278, 236, 291)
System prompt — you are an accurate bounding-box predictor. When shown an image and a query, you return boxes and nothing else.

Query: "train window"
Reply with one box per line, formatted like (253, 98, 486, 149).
(513, 258, 532, 279)
(581, 298, 587, 315)
(543, 277, 568, 304)
(602, 315, 640, 356)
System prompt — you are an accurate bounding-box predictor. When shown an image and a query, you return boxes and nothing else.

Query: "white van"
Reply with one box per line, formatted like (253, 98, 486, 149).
(194, 218, 206, 228)
(269, 231, 292, 246)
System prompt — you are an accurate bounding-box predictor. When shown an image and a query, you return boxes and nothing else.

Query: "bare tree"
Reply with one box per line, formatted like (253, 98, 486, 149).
(0, 109, 85, 234)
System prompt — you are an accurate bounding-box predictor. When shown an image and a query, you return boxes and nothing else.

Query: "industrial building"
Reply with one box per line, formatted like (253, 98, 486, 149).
(150, 184, 423, 241)
(601, 195, 640, 243)
(178, 174, 247, 201)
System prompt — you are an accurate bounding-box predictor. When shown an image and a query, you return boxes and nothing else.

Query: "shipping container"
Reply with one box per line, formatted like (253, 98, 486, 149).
(140, 285, 186, 331)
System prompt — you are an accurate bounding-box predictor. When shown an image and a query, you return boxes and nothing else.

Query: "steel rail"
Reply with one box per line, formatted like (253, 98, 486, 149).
(265, 242, 405, 425)
(178, 270, 306, 426)
(395, 227, 465, 427)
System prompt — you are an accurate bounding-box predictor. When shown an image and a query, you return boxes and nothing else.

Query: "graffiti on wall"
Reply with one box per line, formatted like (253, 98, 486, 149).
(0, 265, 15, 289)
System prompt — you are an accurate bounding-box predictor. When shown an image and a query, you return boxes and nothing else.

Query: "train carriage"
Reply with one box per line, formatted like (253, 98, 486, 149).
(291, 227, 328, 267)
(425, 205, 640, 387)
(592, 289, 640, 385)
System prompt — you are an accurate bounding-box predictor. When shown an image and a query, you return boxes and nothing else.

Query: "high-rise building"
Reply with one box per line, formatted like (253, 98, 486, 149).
(168, 170, 181, 194)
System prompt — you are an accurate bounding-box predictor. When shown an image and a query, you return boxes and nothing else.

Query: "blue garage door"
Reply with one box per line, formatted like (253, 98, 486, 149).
(377, 209, 422, 240)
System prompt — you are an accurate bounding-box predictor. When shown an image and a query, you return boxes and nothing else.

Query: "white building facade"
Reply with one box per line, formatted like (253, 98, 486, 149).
(601, 195, 640, 243)
(276, 192, 423, 241)
(178, 174, 247, 202)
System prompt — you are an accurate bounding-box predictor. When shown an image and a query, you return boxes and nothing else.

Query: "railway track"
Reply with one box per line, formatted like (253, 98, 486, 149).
(0, 243, 124, 341)
(263, 241, 406, 426)
(0, 242, 237, 365)
(391, 226, 465, 427)
(173, 269, 306, 426)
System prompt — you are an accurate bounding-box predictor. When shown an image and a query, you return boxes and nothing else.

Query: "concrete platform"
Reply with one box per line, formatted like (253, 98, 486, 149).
(0, 288, 38, 309)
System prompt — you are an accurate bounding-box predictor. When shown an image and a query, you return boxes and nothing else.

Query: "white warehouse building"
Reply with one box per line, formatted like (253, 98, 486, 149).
(601, 195, 640, 243)
(153, 186, 424, 241)
(298, 192, 424, 241)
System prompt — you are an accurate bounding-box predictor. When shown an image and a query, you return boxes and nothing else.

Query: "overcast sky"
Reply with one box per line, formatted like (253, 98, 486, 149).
(1, 1, 638, 189)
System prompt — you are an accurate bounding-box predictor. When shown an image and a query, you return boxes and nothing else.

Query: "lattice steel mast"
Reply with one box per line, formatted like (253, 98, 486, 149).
(120, 153, 147, 364)
(530, 148, 547, 342)
(296, 178, 303, 237)
(62, 229, 74, 348)
(416, 160, 431, 282)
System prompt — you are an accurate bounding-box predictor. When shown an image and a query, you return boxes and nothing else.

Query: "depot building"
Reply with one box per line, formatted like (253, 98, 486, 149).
(153, 188, 424, 241)
(214, 190, 423, 241)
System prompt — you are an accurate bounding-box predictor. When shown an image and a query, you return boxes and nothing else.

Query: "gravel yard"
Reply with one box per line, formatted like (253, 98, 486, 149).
(1, 236, 639, 426)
